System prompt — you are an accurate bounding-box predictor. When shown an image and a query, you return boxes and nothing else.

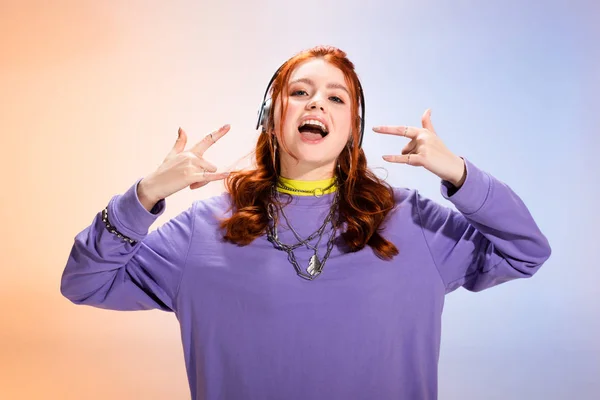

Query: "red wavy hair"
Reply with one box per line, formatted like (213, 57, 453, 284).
(219, 45, 399, 260)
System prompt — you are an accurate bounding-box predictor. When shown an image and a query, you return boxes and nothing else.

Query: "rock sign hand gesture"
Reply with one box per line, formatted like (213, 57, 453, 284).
(373, 109, 467, 188)
(137, 124, 232, 209)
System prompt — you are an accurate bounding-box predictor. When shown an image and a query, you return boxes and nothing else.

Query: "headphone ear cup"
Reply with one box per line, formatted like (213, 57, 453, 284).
(259, 98, 272, 131)
(357, 115, 364, 135)
(357, 115, 364, 147)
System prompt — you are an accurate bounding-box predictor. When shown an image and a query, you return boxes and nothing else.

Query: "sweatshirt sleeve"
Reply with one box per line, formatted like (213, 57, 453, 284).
(60, 178, 195, 312)
(416, 158, 552, 294)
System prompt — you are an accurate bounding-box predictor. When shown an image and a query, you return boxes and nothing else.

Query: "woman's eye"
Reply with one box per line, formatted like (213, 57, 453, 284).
(290, 90, 344, 104)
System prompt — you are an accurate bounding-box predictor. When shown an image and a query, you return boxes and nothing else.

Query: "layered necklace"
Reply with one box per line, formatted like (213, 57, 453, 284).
(266, 180, 340, 280)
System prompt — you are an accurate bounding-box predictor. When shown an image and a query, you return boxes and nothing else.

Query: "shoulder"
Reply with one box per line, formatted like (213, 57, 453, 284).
(190, 192, 233, 222)
(391, 186, 416, 206)
(390, 186, 424, 218)
(177, 192, 233, 242)
(388, 185, 458, 230)
(382, 186, 419, 231)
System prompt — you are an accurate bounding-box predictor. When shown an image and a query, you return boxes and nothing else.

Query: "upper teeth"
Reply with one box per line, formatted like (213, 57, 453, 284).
(300, 119, 328, 132)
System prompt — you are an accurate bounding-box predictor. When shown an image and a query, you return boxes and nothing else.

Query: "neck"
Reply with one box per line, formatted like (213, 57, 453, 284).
(279, 160, 335, 181)
(277, 161, 338, 197)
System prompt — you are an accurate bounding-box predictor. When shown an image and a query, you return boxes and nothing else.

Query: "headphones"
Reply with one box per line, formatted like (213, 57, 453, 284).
(255, 62, 366, 148)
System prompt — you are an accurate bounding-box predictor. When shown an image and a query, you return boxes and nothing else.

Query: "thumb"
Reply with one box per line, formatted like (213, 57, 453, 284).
(173, 127, 187, 153)
(164, 127, 187, 161)
(421, 109, 435, 133)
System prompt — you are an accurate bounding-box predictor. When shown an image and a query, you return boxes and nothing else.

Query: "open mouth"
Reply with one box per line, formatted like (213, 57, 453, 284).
(298, 119, 329, 140)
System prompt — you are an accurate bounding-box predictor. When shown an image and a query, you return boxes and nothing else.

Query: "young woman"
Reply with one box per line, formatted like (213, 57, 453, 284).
(60, 45, 551, 400)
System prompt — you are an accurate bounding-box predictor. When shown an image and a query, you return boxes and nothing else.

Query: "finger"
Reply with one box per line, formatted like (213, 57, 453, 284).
(401, 142, 417, 155)
(189, 171, 231, 189)
(421, 108, 436, 134)
(192, 157, 218, 173)
(175, 127, 188, 150)
(372, 125, 419, 138)
(190, 124, 231, 157)
(382, 153, 422, 165)
(165, 127, 188, 160)
(200, 171, 231, 181)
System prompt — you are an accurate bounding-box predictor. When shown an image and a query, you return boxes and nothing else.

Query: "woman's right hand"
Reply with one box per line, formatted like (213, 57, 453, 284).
(137, 125, 231, 209)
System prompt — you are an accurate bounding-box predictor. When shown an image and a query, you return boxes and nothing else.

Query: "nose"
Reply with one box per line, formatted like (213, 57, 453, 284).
(306, 96, 326, 112)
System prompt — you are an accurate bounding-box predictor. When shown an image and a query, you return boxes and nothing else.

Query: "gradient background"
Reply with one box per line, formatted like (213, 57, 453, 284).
(1, 1, 598, 399)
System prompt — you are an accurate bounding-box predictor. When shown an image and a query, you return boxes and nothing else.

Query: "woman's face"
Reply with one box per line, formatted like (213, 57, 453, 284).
(273, 58, 353, 178)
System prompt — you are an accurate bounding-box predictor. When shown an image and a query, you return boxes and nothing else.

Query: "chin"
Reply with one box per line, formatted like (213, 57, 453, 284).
(280, 130, 344, 165)
(294, 151, 338, 170)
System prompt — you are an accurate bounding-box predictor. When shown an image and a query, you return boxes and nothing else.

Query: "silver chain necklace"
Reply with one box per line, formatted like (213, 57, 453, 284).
(266, 184, 340, 280)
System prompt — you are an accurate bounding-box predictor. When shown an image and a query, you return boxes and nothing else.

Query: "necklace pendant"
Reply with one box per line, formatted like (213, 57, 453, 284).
(307, 254, 322, 276)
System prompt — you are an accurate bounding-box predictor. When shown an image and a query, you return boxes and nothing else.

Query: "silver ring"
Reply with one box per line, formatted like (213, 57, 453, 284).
(403, 127, 407, 137)
(407, 154, 411, 165)
(209, 133, 215, 143)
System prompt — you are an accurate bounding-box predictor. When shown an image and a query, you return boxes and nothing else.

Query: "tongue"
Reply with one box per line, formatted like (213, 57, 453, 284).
(300, 131, 323, 141)
(298, 126, 324, 141)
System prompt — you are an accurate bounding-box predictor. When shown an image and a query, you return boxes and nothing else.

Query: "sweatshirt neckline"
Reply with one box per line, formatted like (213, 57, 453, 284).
(276, 176, 338, 197)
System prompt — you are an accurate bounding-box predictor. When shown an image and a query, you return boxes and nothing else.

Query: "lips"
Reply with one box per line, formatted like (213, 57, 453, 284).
(298, 115, 330, 133)
(298, 124, 328, 139)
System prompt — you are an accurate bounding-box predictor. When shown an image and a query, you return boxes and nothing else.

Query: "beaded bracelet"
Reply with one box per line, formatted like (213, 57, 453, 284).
(101, 207, 137, 245)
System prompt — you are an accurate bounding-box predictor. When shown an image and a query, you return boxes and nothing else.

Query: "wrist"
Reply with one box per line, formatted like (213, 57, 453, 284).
(449, 157, 467, 188)
(137, 179, 161, 212)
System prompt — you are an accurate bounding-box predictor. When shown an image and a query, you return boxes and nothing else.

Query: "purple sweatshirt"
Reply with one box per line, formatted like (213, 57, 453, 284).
(60, 158, 551, 400)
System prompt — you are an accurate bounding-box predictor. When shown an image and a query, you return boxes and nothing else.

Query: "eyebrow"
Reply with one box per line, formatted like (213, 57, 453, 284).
(289, 78, 350, 96)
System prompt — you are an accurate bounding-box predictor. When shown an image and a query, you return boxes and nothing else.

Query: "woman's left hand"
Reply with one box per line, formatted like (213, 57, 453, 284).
(372, 108, 467, 189)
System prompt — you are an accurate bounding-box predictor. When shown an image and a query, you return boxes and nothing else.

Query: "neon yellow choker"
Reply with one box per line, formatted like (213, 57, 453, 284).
(276, 176, 337, 197)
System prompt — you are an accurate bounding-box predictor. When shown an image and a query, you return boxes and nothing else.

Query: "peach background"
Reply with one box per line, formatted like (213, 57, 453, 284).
(1, 1, 598, 399)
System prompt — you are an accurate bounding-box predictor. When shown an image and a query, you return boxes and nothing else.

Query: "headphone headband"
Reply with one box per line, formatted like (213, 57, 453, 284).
(256, 62, 366, 147)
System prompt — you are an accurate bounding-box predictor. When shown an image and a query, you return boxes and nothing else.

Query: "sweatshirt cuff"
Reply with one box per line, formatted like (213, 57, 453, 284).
(440, 157, 491, 216)
(107, 178, 166, 240)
